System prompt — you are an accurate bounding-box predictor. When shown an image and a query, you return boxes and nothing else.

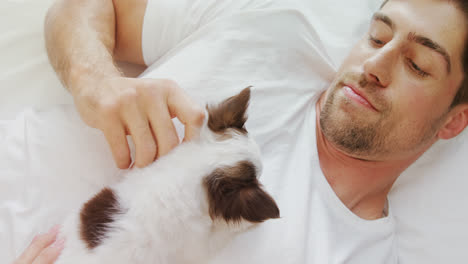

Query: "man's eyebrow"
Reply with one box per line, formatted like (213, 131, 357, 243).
(372, 12, 394, 29)
(372, 12, 452, 74)
(409, 33, 452, 74)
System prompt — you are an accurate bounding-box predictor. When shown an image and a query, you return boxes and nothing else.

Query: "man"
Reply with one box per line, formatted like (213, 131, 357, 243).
(17, 0, 468, 263)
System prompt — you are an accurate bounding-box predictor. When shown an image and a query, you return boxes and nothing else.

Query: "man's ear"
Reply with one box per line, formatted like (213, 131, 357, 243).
(438, 104, 468, 139)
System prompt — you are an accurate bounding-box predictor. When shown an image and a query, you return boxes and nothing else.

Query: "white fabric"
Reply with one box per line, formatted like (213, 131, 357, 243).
(210, 101, 397, 264)
(0, 0, 467, 263)
(142, 1, 397, 262)
(0, 0, 72, 120)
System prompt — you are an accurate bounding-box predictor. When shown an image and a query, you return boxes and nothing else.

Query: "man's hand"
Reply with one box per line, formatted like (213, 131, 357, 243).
(45, 0, 204, 169)
(74, 77, 205, 169)
(13, 226, 64, 264)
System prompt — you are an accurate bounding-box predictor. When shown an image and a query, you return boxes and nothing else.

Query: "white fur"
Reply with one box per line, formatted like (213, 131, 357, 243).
(55, 116, 263, 264)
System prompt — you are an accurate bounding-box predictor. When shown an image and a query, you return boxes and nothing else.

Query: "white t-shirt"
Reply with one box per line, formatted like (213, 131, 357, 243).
(140, 0, 398, 263)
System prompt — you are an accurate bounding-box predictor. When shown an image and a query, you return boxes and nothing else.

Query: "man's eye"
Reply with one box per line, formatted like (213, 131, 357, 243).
(407, 58, 429, 78)
(369, 36, 384, 46)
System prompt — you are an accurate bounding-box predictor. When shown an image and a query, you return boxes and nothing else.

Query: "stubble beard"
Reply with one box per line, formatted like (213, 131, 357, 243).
(320, 85, 388, 158)
(319, 73, 446, 159)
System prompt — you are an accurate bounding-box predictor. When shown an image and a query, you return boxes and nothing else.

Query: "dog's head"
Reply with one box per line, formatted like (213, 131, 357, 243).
(203, 87, 280, 224)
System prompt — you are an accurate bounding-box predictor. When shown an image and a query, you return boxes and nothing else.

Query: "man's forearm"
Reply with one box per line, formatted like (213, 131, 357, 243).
(44, 0, 121, 95)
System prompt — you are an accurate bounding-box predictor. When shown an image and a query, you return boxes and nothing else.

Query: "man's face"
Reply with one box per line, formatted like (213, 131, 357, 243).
(320, 0, 467, 161)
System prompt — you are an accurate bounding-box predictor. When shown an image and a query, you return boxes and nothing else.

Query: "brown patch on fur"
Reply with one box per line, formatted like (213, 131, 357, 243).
(207, 87, 251, 135)
(80, 187, 121, 249)
(204, 160, 280, 223)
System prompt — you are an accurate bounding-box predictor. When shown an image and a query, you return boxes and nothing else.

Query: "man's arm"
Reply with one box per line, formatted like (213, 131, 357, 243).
(45, 0, 123, 90)
(44, 0, 205, 169)
(45, 0, 146, 86)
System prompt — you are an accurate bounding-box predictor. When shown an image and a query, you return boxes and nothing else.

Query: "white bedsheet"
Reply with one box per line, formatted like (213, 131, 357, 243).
(0, 0, 467, 263)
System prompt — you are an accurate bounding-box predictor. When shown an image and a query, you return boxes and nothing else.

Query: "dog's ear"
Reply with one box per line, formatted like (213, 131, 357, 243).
(207, 86, 251, 134)
(204, 160, 280, 223)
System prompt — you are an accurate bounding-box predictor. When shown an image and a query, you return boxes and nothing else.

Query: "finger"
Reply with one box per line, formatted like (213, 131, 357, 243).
(122, 103, 156, 168)
(33, 238, 65, 264)
(102, 122, 131, 169)
(147, 104, 179, 158)
(16, 225, 60, 264)
(165, 84, 205, 141)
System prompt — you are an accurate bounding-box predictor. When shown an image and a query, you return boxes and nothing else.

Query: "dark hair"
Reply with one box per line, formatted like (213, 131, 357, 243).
(380, 0, 468, 108)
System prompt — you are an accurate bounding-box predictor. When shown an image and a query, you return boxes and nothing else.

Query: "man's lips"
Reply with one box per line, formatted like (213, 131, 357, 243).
(342, 85, 378, 111)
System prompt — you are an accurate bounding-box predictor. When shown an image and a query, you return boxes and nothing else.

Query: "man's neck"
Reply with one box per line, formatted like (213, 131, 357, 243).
(315, 95, 422, 220)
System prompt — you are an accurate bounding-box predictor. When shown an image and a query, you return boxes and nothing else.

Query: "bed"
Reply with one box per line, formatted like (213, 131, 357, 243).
(1, 0, 467, 263)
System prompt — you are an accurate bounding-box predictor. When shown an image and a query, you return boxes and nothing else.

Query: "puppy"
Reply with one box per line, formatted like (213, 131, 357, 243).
(55, 87, 280, 264)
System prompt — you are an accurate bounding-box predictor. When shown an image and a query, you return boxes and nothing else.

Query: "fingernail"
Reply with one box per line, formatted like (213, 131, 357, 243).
(32, 234, 40, 243)
(48, 224, 61, 236)
(51, 238, 65, 249)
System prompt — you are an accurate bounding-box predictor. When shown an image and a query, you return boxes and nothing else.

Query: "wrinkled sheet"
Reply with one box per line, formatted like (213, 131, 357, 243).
(1, 0, 467, 263)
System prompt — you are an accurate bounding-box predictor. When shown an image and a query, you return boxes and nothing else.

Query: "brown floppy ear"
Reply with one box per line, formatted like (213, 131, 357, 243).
(207, 86, 251, 134)
(204, 160, 280, 223)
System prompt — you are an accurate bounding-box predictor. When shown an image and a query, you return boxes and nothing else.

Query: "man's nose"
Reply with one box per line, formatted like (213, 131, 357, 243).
(363, 45, 397, 88)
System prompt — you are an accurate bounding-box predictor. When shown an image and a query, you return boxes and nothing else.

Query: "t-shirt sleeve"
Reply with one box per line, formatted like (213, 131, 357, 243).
(141, 0, 264, 66)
